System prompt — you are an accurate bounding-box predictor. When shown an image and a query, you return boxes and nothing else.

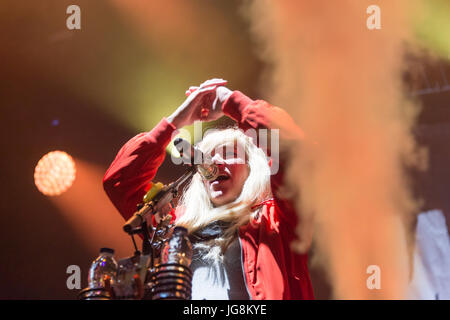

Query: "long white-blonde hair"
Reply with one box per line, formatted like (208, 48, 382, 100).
(175, 127, 272, 257)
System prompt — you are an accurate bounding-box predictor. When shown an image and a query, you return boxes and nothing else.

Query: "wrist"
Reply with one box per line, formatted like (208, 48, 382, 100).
(166, 110, 185, 129)
(216, 87, 233, 104)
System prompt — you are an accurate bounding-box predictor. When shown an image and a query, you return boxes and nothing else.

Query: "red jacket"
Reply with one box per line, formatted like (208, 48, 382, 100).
(103, 91, 315, 300)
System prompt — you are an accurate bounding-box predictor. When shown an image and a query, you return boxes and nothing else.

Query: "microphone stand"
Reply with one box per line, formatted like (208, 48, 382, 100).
(121, 138, 200, 297)
(122, 165, 197, 258)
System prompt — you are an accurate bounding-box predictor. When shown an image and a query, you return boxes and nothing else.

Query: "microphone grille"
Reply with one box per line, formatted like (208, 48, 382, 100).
(198, 164, 219, 181)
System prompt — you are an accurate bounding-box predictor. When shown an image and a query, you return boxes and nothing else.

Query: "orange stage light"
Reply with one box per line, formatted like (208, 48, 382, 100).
(34, 151, 76, 196)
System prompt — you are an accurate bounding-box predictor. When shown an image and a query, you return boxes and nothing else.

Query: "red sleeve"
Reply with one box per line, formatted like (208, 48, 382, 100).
(222, 91, 305, 140)
(222, 91, 305, 226)
(103, 118, 177, 221)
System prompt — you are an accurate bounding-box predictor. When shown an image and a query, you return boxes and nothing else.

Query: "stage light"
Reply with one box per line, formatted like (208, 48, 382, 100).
(34, 151, 76, 196)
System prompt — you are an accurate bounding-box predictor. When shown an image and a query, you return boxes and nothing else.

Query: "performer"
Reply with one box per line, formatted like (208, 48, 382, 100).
(103, 79, 314, 300)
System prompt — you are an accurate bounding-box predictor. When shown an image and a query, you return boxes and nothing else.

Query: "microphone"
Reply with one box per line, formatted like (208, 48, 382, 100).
(173, 138, 219, 181)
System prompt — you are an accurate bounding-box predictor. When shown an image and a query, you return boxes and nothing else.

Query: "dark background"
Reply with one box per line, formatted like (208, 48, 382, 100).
(0, 1, 449, 299)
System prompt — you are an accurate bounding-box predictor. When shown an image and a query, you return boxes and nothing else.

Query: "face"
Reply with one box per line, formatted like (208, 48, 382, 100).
(202, 142, 249, 207)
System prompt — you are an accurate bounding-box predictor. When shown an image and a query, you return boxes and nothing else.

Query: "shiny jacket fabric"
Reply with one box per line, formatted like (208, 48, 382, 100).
(103, 91, 314, 299)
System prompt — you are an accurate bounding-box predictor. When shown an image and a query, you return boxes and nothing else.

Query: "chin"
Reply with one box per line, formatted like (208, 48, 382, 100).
(211, 197, 230, 207)
(210, 192, 238, 207)
(209, 191, 225, 204)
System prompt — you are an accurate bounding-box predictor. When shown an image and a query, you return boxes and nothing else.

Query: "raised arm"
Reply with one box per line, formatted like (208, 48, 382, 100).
(103, 80, 226, 221)
(103, 119, 177, 221)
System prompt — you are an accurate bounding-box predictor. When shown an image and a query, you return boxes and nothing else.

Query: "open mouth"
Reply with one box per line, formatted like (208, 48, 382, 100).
(213, 174, 230, 183)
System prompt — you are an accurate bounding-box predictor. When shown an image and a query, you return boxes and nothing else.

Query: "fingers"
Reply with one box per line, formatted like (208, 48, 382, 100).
(199, 78, 227, 88)
(185, 84, 216, 97)
(186, 85, 218, 104)
(199, 89, 214, 120)
(197, 85, 225, 121)
(185, 86, 199, 97)
(185, 78, 227, 96)
(211, 95, 220, 111)
(181, 79, 227, 123)
(153, 202, 173, 224)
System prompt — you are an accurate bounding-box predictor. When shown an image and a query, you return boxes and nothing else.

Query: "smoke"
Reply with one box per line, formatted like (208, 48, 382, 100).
(242, 0, 426, 298)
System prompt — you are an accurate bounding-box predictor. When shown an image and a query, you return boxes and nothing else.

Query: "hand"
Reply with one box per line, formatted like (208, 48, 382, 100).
(152, 202, 173, 224)
(186, 79, 232, 121)
(167, 78, 230, 128)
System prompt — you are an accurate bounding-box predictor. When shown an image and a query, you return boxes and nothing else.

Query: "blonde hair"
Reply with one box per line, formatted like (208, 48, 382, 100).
(175, 127, 272, 259)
